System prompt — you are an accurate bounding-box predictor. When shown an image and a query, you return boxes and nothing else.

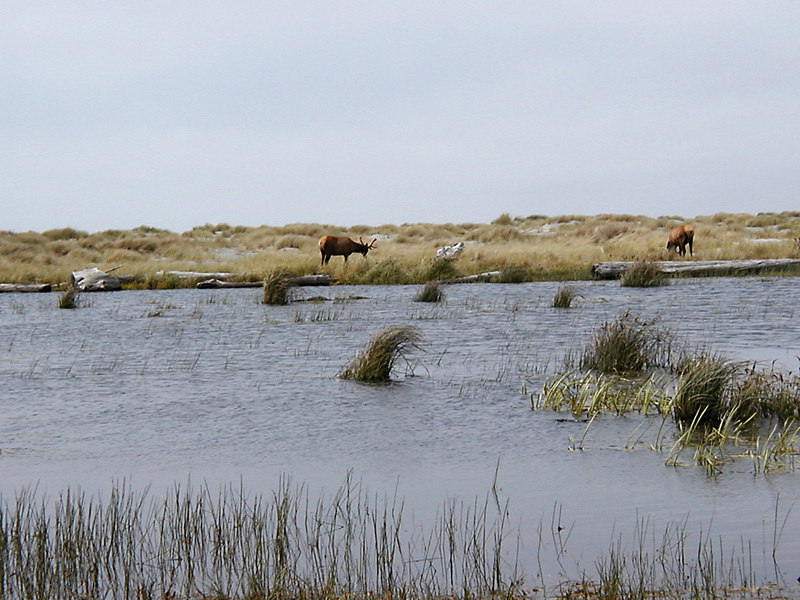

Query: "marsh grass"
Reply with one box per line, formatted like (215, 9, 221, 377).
(339, 326, 422, 382)
(620, 260, 668, 287)
(579, 312, 671, 375)
(534, 371, 671, 417)
(414, 282, 444, 303)
(57, 287, 80, 309)
(263, 270, 294, 305)
(673, 353, 740, 424)
(552, 285, 578, 308)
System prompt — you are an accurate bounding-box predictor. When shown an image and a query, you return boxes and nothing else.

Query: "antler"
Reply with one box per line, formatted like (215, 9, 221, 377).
(368, 238, 376, 248)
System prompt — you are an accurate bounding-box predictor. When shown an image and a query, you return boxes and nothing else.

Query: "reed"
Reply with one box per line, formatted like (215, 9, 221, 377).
(620, 260, 668, 287)
(0, 479, 525, 600)
(339, 326, 422, 382)
(552, 285, 578, 308)
(262, 270, 294, 305)
(579, 312, 670, 375)
(414, 282, 444, 303)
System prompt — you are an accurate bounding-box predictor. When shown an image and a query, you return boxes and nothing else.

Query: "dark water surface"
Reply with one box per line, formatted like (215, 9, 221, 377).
(2, 277, 800, 585)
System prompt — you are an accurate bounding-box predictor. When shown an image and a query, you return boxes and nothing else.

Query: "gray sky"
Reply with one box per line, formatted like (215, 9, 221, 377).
(3, 2, 799, 233)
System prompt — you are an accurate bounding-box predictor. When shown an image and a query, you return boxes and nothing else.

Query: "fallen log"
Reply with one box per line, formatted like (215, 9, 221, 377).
(157, 270, 238, 280)
(433, 271, 501, 284)
(71, 268, 122, 291)
(0, 283, 52, 293)
(592, 259, 800, 280)
(197, 274, 337, 289)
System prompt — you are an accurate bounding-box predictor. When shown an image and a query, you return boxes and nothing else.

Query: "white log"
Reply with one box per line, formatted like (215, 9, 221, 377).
(71, 268, 122, 291)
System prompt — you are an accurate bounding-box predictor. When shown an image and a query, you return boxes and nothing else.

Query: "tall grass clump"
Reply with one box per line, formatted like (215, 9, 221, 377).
(552, 285, 578, 308)
(579, 312, 670, 375)
(339, 326, 422, 382)
(263, 269, 294, 305)
(620, 260, 668, 287)
(413, 282, 444, 303)
(58, 287, 80, 309)
(673, 353, 740, 424)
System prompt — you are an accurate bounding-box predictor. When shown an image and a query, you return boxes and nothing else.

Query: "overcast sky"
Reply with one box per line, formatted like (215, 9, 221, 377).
(2, 2, 799, 233)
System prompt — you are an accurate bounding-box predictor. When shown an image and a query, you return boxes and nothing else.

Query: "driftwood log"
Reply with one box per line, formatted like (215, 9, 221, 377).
(157, 270, 238, 280)
(197, 274, 338, 289)
(0, 283, 52, 293)
(592, 259, 800, 280)
(71, 267, 122, 291)
(432, 271, 501, 284)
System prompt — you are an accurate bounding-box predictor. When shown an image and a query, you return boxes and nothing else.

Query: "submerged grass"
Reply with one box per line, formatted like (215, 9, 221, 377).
(539, 314, 800, 474)
(339, 326, 422, 382)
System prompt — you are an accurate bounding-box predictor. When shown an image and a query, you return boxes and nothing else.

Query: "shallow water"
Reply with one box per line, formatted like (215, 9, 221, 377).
(2, 277, 800, 587)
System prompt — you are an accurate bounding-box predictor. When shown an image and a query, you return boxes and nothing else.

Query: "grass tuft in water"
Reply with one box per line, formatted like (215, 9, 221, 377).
(579, 312, 670, 375)
(620, 260, 668, 287)
(673, 352, 740, 424)
(339, 326, 422, 382)
(414, 282, 444, 303)
(552, 285, 578, 308)
(262, 270, 294, 305)
(58, 287, 80, 309)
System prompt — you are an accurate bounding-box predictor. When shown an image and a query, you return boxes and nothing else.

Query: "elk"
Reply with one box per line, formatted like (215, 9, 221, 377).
(666, 224, 694, 256)
(319, 235, 376, 265)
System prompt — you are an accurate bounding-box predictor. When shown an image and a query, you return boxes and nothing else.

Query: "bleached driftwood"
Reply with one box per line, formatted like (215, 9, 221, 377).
(156, 270, 238, 280)
(432, 271, 501, 284)
(0, 283, 52, 293)
(435, 242, 465, 260)
(197, 274, 338, 289)
(71, 268, 122, 291)
(592, 259, 800, 280)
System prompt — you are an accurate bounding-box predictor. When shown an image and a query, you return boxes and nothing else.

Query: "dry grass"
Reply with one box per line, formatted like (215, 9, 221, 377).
(3, 212, 800, 285)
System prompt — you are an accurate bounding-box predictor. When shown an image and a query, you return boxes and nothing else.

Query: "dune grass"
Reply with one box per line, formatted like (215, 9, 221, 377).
(4, 212, 800, 286)
(339, 326, 422, 382)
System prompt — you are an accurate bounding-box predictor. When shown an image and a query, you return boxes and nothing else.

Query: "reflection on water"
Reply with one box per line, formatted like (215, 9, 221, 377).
(1, 277, 800, 584)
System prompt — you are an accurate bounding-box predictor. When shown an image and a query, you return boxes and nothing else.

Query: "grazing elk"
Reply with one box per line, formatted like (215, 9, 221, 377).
(319, 235, 376, 265)
(666, 224, 694, 256)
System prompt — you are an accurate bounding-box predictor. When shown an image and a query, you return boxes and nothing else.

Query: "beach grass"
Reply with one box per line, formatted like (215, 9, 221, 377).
(4, 212, 800, 286)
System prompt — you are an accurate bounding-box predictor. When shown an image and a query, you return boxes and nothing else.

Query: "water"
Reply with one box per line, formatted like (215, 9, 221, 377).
(2, 277, 800, 587)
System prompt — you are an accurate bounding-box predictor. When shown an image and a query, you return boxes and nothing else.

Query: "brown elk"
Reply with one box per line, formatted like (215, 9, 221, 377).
(319, 236, 376, 265)
(666, 224, 694, 256)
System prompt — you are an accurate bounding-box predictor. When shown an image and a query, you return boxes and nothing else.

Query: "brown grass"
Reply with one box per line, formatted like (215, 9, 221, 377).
(3, 212, 800, 285)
